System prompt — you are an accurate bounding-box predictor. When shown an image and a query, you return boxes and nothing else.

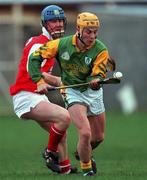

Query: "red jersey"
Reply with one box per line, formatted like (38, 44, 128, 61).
(10, 34, 54, 96)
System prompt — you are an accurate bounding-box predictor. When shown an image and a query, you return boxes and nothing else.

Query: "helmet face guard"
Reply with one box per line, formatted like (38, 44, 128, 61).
(76, 12, 100, 42)
(41, 5, 66, 38)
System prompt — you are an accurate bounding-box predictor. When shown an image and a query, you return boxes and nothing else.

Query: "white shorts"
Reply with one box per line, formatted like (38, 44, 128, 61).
(12, 91, 49, 118)
(62, 87, 105, 116)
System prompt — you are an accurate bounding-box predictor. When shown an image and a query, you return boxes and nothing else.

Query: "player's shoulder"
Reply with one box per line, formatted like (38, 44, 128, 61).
(25, 34, 48, 47)
(58, 35, 73, 48)
(95, 39, 107, 50)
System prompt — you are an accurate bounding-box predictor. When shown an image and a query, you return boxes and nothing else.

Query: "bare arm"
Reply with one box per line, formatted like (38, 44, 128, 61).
(42, 72, 61, 87)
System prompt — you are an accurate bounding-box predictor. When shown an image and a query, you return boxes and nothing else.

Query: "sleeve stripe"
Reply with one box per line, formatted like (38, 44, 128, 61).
(27, 43, 43, 72)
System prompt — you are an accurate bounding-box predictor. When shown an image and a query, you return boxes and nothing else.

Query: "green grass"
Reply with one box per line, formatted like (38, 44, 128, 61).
(0, 112, 147, 179)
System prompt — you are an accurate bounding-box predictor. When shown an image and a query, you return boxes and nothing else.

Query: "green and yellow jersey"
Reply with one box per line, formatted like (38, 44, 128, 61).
(29, 35, 110, 91)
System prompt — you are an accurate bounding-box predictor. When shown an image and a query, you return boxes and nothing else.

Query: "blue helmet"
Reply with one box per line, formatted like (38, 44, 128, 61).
(41, 5, 66, 26)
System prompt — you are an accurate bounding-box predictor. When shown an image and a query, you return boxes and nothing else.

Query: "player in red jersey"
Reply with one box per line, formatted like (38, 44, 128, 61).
(10, 5, 76, 174)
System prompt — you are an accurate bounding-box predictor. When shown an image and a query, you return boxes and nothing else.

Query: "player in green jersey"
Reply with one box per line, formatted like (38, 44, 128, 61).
(28, 12, 115, 176)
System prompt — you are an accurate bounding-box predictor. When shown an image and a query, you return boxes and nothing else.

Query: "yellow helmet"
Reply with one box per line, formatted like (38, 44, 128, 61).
(77, 12, 100, 29)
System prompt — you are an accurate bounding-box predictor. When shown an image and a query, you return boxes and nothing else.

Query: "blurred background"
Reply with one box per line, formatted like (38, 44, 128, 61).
(0, 0, 147, 115)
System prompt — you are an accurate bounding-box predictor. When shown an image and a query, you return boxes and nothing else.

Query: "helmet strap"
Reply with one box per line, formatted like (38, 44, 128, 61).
(77, 27, 97, 50)
(77, 28, 87, 47)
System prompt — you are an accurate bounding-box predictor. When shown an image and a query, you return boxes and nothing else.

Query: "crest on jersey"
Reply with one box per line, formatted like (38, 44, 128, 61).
(61, 52, 70, 60)
(85, 57, 92, 65)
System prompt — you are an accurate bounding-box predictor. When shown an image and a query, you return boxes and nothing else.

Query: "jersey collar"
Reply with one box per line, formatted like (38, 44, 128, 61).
(42, 27, 52, 40)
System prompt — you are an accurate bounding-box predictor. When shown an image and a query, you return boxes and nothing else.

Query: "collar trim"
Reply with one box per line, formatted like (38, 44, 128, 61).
(42, 27, 52, 40)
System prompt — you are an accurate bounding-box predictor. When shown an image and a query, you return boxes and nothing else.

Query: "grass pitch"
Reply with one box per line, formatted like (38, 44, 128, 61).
(0, 112, 146, 180)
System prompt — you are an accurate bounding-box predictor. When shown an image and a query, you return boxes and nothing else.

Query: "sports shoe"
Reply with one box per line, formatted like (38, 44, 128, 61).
(43, 148, 78, 174)
(60, 165, 78, 174)
(42, 148, 60, 173)
(91, 158, 97, 174)
(74, 150, 97, 174)
(83, 170, 95, 176)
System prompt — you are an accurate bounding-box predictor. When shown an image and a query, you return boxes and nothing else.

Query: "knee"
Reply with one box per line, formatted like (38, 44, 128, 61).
(63, 113, 71, 128)
(58, 111, 71, 130)
(80, 128, 91, 143)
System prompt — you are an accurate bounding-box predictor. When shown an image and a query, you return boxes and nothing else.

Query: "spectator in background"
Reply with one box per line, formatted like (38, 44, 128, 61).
(9, 5, 77, 174)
